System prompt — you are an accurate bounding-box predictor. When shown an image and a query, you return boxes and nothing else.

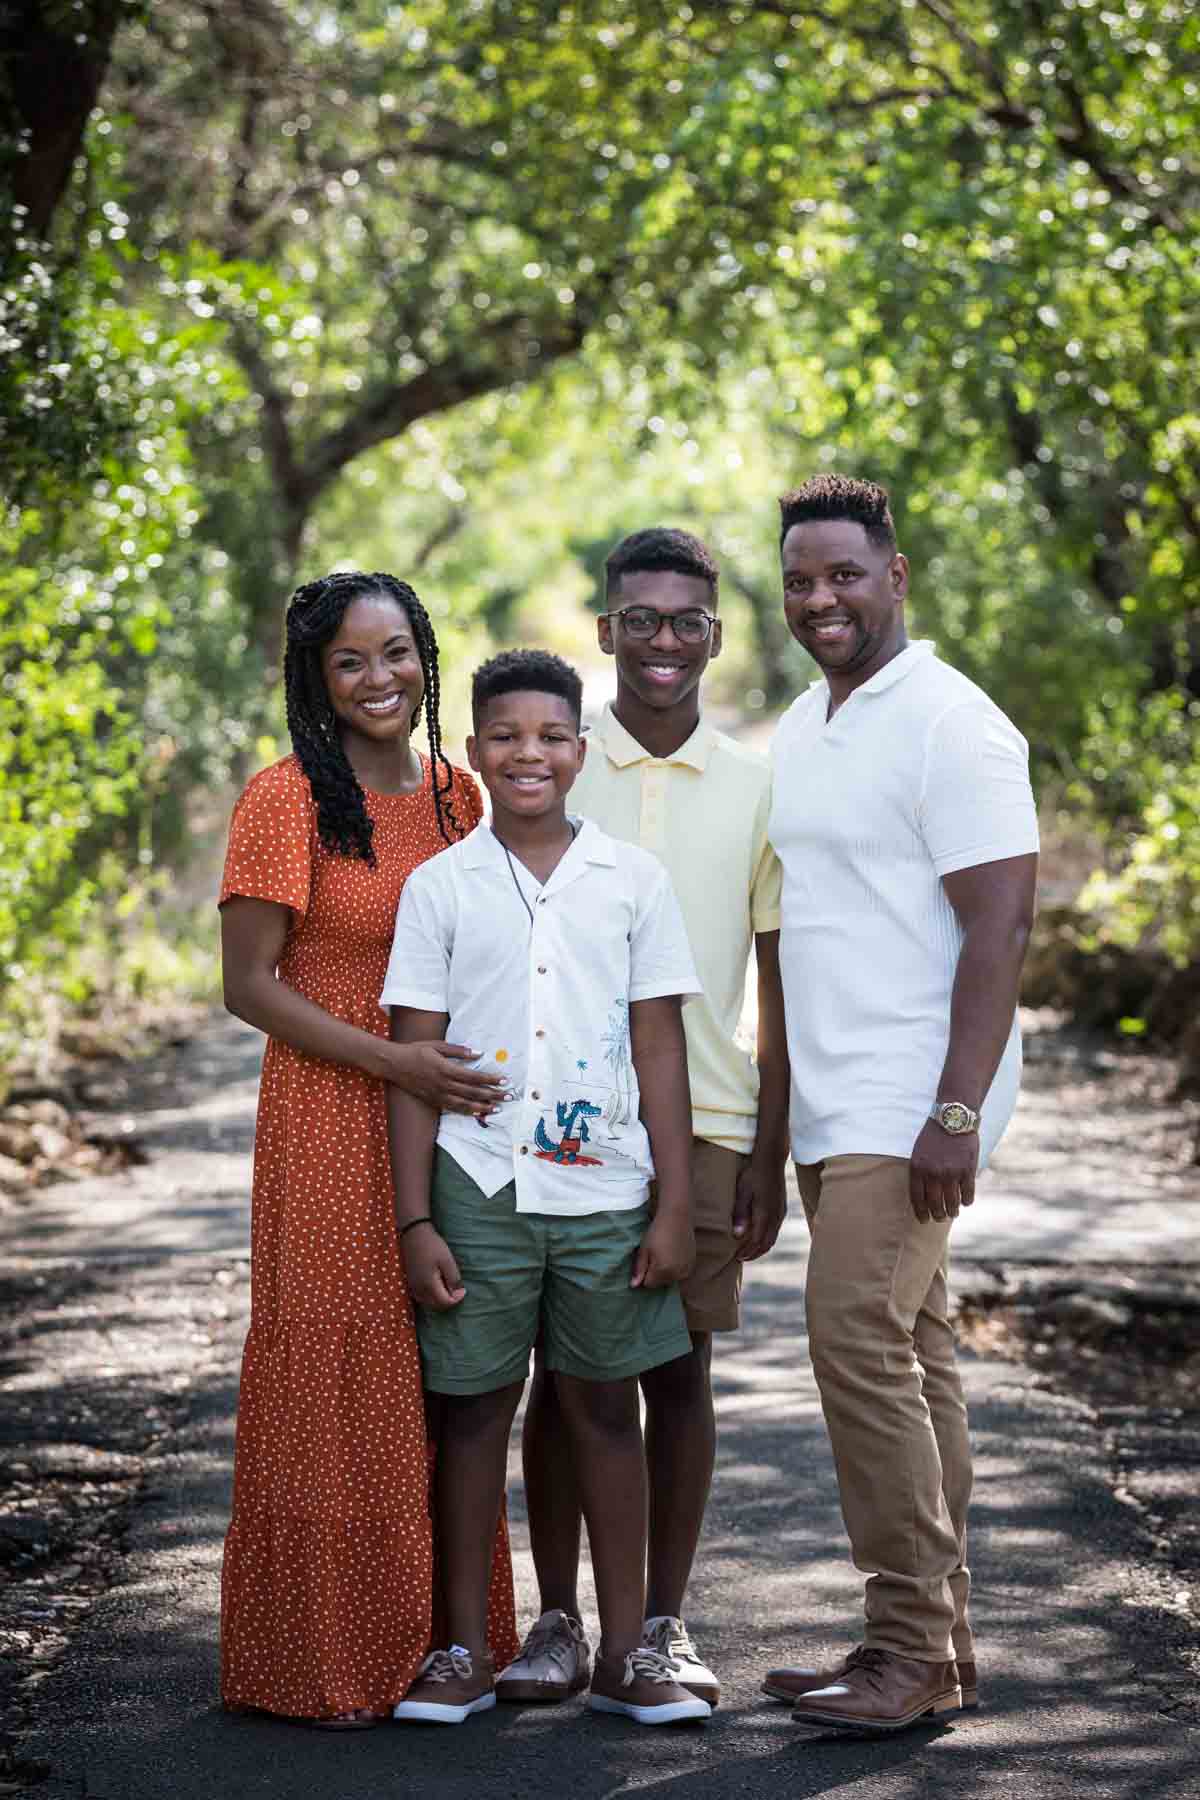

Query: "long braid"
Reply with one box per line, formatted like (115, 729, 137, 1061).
(283, 570, 465, 863)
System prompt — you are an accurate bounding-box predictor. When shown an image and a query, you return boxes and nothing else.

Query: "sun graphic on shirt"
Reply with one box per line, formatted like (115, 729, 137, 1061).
(494, 1049, 509, 1063)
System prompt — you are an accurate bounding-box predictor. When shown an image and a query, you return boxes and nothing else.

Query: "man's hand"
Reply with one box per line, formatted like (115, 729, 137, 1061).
(386, 1040, 507, 1115)
(732, 1157, 787, 1260)
(908, 1119, 979, 1223)
(631, 1210, 696, 1290)
(402, 1223, 466, 1309)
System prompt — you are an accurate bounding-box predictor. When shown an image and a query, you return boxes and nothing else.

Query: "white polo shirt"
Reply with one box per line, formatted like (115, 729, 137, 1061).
(380, 817, 701, 1215)
(769, 641, 1039, 1168)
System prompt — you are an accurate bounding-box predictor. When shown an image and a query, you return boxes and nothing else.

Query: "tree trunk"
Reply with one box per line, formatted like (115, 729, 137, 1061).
(724, 565, 795, 710)
(1, 1, 125, 238)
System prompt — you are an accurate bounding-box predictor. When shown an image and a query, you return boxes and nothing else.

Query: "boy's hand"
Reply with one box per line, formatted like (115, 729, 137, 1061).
(732, 1156, 787, 1261)
(402, 1224, 466, 1309)
(631, 1210, 695, 1290)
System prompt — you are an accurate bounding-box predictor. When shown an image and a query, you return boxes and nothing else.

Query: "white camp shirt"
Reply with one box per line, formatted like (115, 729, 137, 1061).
(380, 817, 701, 1215)
(768, 641, 1039, 1168)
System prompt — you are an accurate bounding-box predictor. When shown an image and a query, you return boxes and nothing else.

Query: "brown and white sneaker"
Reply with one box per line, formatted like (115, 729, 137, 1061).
(641, 1615, 721, 1707)
(764, 1645, 978, 1711)
(787, 1646, 961, 1734)
(588, 1648, 712, 1725)
(392, 1646, 496, 1724)
(495, 1609, 591, 1703)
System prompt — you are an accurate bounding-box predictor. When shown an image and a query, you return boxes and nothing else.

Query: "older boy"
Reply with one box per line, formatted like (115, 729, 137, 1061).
(383, 649, 710, 1728)
(503, 530, 789, 1710)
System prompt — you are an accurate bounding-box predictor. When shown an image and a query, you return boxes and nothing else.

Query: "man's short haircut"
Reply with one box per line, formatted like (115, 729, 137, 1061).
(471, 648, 583, 729)
(604, 526, 719, 601)
(778, 475, 897, 551)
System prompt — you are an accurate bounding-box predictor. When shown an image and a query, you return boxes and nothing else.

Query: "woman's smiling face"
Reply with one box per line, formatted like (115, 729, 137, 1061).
(320, 592, 424, 749)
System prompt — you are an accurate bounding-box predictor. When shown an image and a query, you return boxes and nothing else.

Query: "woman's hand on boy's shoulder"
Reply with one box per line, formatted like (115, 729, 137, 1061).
(401, 1224, 467, 1310)
(631, 1209, 696, 1291)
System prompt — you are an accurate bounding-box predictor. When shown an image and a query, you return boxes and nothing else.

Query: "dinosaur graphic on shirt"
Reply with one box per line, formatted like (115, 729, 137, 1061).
(533, 1098, 603, 1166)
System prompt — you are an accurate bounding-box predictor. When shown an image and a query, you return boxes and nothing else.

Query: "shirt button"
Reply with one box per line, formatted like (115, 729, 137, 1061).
(519, 1145, 529, 1156)
(531, 1090, 540, 1100)
(537, 965, 547, 974)
(535, 1029, 545, 1038)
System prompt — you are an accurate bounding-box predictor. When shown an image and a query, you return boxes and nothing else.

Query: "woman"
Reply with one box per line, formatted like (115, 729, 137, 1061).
(218, 571, 517, 1726)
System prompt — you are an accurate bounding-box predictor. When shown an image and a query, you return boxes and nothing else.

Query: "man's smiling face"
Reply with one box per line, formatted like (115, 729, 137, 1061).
(597, 568, 720, 714)
(781, 518, 907, 687)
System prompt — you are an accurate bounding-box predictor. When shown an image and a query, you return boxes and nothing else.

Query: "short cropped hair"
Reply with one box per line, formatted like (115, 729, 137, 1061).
(604, 526, 719, 601)
(778, 475, 897, 551)
(471, 648, 583, 729)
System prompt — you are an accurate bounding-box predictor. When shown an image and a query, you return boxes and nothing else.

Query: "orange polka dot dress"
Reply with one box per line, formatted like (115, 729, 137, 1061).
(218, 753, 519, 1720)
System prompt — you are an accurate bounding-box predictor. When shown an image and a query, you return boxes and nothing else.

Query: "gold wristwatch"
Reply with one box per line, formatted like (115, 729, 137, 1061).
(929, 1100, 980, 1135)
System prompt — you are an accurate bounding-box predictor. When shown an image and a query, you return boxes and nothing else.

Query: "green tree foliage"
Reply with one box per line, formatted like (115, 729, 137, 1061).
(3, 0, 1200, 1052)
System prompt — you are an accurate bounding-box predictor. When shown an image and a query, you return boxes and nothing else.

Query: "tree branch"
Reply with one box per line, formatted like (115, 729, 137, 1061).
(295, 306, 594, 502)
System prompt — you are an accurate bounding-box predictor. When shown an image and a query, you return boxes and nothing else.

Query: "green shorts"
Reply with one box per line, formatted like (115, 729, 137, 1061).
(417, 1148, 691, 1396)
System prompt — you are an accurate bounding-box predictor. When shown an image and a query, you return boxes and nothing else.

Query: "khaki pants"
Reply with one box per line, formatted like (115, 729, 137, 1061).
(796, 1154, 974, 1664)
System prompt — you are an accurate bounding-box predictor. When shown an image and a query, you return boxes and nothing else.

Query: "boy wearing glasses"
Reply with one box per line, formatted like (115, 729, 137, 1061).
(501, 529, 790, 1709)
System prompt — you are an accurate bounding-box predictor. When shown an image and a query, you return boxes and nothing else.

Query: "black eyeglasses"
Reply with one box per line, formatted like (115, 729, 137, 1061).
(602, 606, 716, 645)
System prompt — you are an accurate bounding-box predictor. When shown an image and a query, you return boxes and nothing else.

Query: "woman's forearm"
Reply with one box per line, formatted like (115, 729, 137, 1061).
(224, 966, 393, 1081)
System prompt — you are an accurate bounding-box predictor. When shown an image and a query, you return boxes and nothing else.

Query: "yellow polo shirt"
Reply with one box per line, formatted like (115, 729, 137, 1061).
(573, 704, 782, 1153)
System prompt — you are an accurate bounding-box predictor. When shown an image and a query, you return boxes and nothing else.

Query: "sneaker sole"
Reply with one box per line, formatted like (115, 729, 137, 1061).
(589, 1694, 711, 1726)
(678, 1678, 721, 1709)
(495, 1673, 589, 1704)
(392, 1692, 497, 1725)
(791, 1688, 962, 1734)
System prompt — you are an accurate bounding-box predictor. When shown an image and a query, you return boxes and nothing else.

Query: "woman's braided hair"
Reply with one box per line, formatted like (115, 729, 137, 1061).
(283, 570, 463, 863)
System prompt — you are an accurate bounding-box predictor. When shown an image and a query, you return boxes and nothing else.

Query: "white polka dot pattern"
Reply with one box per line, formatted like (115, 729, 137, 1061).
(217, 754, 518, 1720)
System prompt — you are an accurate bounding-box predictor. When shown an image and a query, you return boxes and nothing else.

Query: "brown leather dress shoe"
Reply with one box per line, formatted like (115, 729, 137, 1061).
(787, 1646, 961, 1734)
(764, 1645, 978, 1710)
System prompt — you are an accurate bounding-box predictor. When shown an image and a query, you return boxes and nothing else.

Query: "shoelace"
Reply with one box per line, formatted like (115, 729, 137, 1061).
(622, 1647, 683, 1687)
(417, 1647, 473, 1685)
(646, 1618, 699, 1665)
(519, 1617, 579, 1676)
(843, 1647, 889, 1692)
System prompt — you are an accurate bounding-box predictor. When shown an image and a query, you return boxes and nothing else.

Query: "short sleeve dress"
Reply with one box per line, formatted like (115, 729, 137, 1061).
(218, 753, 519, 1720)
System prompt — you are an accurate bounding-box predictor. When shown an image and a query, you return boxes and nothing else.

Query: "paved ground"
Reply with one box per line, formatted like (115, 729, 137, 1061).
(3, 1014, 1198, 1799)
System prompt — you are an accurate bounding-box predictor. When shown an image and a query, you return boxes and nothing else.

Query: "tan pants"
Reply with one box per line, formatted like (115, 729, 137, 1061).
(796, 1154, 974, 1664)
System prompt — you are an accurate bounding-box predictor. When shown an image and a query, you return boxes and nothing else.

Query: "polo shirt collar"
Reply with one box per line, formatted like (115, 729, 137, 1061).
(592, 702, 716, 771)
(812, 639, 935, 704)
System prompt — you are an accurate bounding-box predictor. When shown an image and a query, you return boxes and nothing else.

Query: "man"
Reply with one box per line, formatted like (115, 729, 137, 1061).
(497, 527, 791, 1710)
(762, 475, 1038, 1733)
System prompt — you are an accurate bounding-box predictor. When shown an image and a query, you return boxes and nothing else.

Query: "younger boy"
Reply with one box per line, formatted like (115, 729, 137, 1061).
(504, 529, 790, 1708)
(382, 649, 711, 1727)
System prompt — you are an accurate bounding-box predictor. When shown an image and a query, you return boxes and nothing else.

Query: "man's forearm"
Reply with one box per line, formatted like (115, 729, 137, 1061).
(937, 918, 1032, 1109)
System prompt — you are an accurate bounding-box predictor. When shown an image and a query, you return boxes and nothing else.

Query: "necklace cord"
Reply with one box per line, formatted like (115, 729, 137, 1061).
(501, 820, 577, 931)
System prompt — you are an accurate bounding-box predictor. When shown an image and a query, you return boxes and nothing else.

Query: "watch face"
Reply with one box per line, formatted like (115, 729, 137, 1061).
(941, 1103, 973, 1133)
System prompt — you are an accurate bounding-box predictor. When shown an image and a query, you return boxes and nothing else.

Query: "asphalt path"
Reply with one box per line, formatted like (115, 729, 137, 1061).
(9, 1015, 1200, 1800)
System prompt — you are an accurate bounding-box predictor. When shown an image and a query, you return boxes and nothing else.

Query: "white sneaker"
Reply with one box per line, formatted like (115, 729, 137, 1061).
(495, 1608, 591, 1703)
(641, 1614, 721, 1707)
